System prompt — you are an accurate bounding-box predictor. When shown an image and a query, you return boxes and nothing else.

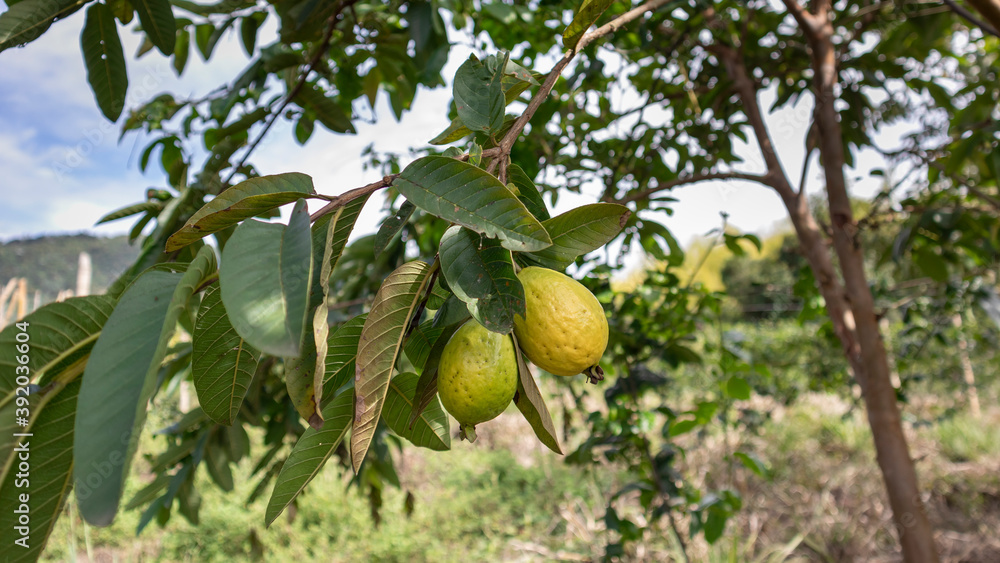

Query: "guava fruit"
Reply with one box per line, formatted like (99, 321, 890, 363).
(437, 319, 518, 442)
(512, 266, 608, 380)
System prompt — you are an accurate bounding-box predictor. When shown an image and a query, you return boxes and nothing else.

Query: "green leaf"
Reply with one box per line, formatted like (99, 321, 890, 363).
(192, 284, 261, 425)
(96, 201, 162, 225)
(351, 260, 435, 472)
(438, 226, 524, 334)
(294, 83, 356, 134)
(428, 116, 472, 145)
(725, 376, 751, 400)
(669, 418, 698, 437)
(173, 25, 189, 75)
(108, 0, 133, 23)
(394, 156, 551, 252)
(511, 334, 562, 454)
(204, 438, 234, 491)
(166, 173, 316, 251)
(322, 315, 365, 402)
(453, 54, 505, 135)
(74, 247, 214, 526)
(507, 164, 549, 221)
(406, 321, 463, 430)
(914, 247, 948, 282)
(402, 321, 444, 372)
(81, 3, 128, 121)
(279, 200, 321, 427)
(133, 0, 175, 56)
(265, 387, 353, 527)
(308, 196, 369, 383)
(287, 196, 370, 428)
(219, 205, 312, 358)
(563, 0, 614, 51)
(734, 451, 770, 478)
(383, 372, 450, 450)
(504, 58, 539, 86)
(0, 0, 82, 53)
(239, 11, 264, 56)
(524, 203, 630, 270)
(73, 271, 180, 526)
(0, 380, 81, 563)
(375, 200, 416, 258)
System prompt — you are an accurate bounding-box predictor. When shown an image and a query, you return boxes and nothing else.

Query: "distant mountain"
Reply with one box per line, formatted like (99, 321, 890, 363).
(0, 234, 140, 300)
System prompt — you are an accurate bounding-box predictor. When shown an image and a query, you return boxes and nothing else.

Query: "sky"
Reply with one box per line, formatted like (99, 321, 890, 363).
(0, 7, 917, 251)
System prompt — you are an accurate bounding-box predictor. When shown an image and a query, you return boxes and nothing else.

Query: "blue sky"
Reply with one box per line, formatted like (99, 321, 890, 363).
(0, 7, 912, 249)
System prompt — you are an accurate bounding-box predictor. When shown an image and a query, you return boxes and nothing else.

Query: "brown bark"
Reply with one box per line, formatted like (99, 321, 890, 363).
(965, 0, 1000, 34)
(779, 1, 939, 559)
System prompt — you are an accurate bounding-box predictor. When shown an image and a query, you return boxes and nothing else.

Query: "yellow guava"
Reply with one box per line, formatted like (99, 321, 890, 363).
(437, 319, 518, 442)
(512, 266, 608, 379)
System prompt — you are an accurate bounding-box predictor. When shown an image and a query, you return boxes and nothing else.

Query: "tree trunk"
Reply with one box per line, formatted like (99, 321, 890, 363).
(716, 5, 939, 554)
(804, 13, 939, 562)
(952, 313, 981, 418)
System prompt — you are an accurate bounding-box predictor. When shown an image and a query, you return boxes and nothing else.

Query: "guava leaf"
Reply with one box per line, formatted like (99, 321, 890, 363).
(524, 203, 630, 270)
(438, 226, 524, 334)
(134, 0, 176, 56)
(407, 321, 464, 430)
(166, 173, 315, 251)
(192, 284, 261, 425)
(0, 379, 81, 563)
(512, 334, 562, 454)
(563, 0, 614, 51)
(0, 0, 84, 54)
(383, 372, 450, 451)
(351, 260, 435, 472)
(375, 200, 416, 258)
(394, 156, 551, 252)
(75, 246, 215, 526)
(453, 54, 505, 135)
(322, 315, 366, 402)
(219, 211, 312, 358)
(507, 164, 550, 221)
(303, 195, 370, 414)
(81, 3, 128, 121)
(265, 387, 353, 527)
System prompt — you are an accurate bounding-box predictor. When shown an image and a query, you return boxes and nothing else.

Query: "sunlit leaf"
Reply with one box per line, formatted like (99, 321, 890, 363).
(166, 173, 315, 251)
(394, 156, 551, 252)
(351, 260, 434, 472)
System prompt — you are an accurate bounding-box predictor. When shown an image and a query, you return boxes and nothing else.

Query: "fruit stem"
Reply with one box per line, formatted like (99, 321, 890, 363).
(459, 424, 478, 443)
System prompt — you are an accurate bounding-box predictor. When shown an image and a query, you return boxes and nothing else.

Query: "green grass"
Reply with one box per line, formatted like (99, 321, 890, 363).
(932, 412, 1000, 463)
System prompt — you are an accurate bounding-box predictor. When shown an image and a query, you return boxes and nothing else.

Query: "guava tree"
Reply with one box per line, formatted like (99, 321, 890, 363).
(1, 0, 998, 560)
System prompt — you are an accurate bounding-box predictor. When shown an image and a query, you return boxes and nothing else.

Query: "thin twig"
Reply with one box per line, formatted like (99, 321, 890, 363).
(942, 0, 1000, 36)
(496, 0, 673, 156)
(309, 147, 504, 221)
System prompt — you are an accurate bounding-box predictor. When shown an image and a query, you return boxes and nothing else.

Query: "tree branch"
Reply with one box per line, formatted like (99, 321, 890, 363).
(942, 0, 1000, 37)
(965, 0, 1000, 34)
(309, 147, 503, 221)
(496, 0, 673, 156)
(223, 0, 360, 189)
(609, 172, 770, 204)
(709, 43, 794, 197)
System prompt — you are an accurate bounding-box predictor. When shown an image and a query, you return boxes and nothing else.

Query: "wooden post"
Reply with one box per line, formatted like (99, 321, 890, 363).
(952, 313, 981, 418)
(77, 251, 92, 297)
